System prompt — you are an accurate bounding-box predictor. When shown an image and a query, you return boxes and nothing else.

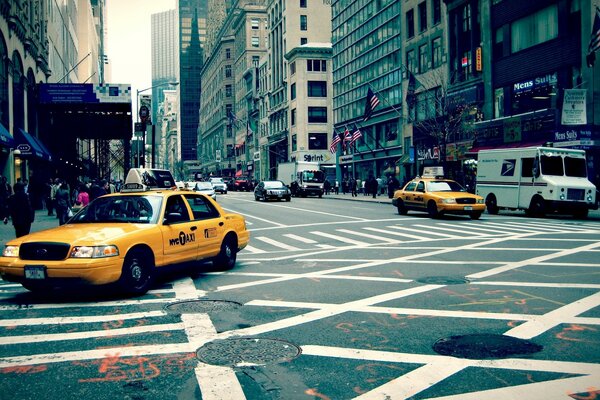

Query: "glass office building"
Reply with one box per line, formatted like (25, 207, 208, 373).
(331, 0, 404, 183)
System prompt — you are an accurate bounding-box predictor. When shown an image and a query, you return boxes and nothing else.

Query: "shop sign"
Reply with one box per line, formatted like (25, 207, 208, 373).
(513, 72, 557, 94)
(503, 117, 521, 143)
(561, 89, 587, 126)
(339, 155, 353, 164)
(475, 47, 482, 71)
(554, 128, 592, 143)
(253, 151, 260, 161)
(418, 146, 440, 161)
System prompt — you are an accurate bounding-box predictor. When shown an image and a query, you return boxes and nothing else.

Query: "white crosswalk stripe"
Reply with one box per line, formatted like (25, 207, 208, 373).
(336, 228, 400, 244)
(283, 233, 319, 243)
(311, 231, 370, 246)
(255, 236, 301, 251)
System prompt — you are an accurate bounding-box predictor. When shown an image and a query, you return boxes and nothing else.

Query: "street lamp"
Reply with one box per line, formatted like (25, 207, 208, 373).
(135, 81, 179, 168)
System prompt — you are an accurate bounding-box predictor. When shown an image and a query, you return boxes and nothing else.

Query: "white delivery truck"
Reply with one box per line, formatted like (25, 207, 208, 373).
(277, 161, 324, 197)
(476, 147, 597, 218)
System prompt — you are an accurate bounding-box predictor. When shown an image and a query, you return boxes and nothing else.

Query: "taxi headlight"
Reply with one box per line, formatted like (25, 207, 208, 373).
(3, 245, 19, 257)
(70, 245, 119, 258)
(302, 185, 308, 189)
(476, 198, 484, 204)
(441, 198, 456, 204)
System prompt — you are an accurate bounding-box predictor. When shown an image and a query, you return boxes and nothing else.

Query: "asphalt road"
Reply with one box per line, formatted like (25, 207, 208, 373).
(1, 192, 599, 399)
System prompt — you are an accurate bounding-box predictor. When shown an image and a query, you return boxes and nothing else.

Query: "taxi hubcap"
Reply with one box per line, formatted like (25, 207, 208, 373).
(131, 261, 142, 281)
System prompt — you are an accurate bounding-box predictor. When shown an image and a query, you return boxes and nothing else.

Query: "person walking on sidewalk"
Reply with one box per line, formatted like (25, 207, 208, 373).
(4, 182, 34, 238)
(55, 181, 72, 225)
(350, 177, 358, 197)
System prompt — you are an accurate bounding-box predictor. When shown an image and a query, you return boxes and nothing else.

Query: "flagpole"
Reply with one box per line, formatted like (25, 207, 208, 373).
(367, 83, 403, 118)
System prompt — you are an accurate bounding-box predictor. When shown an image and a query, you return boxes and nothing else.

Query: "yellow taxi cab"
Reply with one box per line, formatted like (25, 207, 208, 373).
(392, 168, 485, 219)
(0, 168, 250, 295)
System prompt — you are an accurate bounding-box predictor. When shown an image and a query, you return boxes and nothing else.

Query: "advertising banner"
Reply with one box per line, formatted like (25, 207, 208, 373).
(561, 89, 587, 125)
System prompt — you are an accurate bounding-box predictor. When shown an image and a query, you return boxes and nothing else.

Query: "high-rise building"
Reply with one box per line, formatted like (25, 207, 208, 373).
(331, 0, 403, 184)
(151, 9, 179, 126)
(177, 0, 207, 166)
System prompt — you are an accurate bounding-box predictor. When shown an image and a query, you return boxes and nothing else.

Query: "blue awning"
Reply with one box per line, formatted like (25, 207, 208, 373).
(0, 122, 16, 148)
(14, 129, 51, 161)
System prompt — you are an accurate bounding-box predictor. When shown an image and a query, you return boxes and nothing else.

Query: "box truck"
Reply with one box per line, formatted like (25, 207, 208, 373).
(277, 161, 324, 197)
(476, 147, 596, 218)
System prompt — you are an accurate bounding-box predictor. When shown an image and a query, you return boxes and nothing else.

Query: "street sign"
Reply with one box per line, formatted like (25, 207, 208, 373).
(134, 122, 146, 132)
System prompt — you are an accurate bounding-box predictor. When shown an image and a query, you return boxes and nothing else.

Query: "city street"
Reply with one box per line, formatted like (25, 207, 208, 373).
(1, 192, 600, 399)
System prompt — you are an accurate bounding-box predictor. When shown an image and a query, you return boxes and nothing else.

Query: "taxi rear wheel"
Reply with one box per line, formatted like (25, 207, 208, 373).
(214, 235, 237, 270)
(470, 211, 482, 220)
(119, 248, 153, 295)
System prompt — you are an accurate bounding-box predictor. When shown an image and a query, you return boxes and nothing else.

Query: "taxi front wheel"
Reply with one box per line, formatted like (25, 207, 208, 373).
(214, 236, 237, 270)
(119, 248, 154, 295)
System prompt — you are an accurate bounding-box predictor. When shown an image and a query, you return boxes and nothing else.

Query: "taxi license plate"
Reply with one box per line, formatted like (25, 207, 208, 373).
(464, 206, 473, 211)
(25, 266, 46, 280)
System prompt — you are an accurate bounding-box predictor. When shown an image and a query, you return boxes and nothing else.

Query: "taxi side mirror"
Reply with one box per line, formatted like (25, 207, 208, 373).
(164, 212, 184, 225)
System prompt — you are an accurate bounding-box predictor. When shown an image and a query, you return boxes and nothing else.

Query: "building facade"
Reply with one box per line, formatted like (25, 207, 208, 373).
(151, 9, 179, 127)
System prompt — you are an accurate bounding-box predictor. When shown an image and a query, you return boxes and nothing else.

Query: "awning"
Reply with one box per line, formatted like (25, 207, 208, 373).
(0, 122, 16, 148)
(30, 134, 53, 161)
(466, 141, 547, 155)
(14, 129, 52, 161)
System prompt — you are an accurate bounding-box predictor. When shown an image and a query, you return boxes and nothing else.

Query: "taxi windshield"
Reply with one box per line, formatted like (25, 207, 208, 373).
(427, 180, 466, 192)
(69, 195, 163, 224)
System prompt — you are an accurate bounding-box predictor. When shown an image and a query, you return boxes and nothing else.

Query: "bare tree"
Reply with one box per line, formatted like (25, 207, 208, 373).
(173, 160, 188, 181)
(408, 69, 478, 171)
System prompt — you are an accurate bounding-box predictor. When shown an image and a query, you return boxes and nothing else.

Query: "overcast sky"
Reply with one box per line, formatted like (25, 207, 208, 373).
(105, 0, 175, 96)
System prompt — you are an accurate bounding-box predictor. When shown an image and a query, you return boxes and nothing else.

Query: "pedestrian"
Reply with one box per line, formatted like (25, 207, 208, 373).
(342, 178, 348, 195)
(387, 175, 400, 198)
(323, 179, 331, 195)
(55, 182, 72, 225)
(73, 184, 90, 213)
(334, 180, 340, 195)
(4, 182, 35, 238)
(44, 178, 54, 215)
(0, 176, 12, 220)
(366, 175, 378, 199)
(350, 177, 358, 197)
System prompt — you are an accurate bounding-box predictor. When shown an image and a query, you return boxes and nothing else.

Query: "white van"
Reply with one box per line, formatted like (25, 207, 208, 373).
(476, 147, 596, 218)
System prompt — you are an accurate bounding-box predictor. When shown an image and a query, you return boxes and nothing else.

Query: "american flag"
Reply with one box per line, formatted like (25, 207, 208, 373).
(228, 110, 239, 126)
(350, 125, 362, 145)
(363, 87, 380, 121)
(342, 126, 352, 150)
(246, 120, 253, 138)
(587, 7, 600, 67)
(329, 130, 341, 154)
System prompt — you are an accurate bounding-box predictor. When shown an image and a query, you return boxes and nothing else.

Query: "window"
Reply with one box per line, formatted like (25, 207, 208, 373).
(225, 65, 232, 78)
(418, 44, 427, 73)
(225, 84, 232, 97)
(290, 61, 296, 75)
(300, 37, 307, 45)
(290, 83, 296, 100)
(252, 56, 259, 67)
(493, 27, 504, 59)
(251, 37, 259, 47)
(300, 0, 307, 8)
(406, 9, 415, 38)
(521, 158, 534, 178)
(225, 48, 231, 59)
(418, 2, 427, 32)
(307, 59, 326, 71)
(251, 19, 259, 29)
(309, 133, 327, 150)
(431, 37, 441, 68)
(308, 81, 327, 97)
(292, 134, 297, 151)
(300, 15, 307, 30)
(308, 107, 327, 123)
(511, 5, 558, 53)
(184, 194, 220, 220)
(406, 50, 416, 72)
(462, 3, 471, 32)
(432, 0, 441, 25)
(291, 108, 296, 125)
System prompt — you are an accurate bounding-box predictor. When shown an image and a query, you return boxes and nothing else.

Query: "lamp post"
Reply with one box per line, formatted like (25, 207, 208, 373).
(135, 81, 179, 168)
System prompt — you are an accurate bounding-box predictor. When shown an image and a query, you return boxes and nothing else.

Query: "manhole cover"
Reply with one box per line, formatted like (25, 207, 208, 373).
(433, 334, 542, 359)
(196, 338, 302, 367)
(417, 276, 470, 285)
(164, 299, 242, 314)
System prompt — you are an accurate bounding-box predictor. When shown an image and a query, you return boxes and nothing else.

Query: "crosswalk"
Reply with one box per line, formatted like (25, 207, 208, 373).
(242, 219, 600, 254)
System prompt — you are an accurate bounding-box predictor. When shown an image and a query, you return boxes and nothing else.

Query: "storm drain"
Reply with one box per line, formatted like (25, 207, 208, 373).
(433, 334, 543, 359)
(417, 276, 470, 285)
(196, 338, 302, 367)
(164, 299, 242, 314)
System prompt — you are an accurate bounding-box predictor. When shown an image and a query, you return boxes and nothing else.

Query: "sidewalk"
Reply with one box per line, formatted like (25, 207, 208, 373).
(0, 210, 61, 246)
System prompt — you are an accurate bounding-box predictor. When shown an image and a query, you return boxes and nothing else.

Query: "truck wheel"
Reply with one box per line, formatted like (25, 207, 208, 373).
(427, 201, 439, 218)
(397, 199, 408, 215)
(485, 194, 499, 215)
(527, 196, 545, 217)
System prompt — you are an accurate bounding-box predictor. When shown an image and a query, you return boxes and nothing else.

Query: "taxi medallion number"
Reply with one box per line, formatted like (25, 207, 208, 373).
(25, 265, 46, 280)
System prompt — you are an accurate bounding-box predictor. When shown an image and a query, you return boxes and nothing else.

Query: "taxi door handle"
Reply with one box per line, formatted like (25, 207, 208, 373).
(190, 226, 197, 231)
(219, 222, 224, 226)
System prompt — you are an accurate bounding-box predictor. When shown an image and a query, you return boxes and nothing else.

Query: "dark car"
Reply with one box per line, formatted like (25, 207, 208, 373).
(234, 177, 251, 191)
(254, 180, 292, 202)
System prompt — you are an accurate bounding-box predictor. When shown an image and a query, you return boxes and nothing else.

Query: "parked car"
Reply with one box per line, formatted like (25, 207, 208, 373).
(254, 180, 292, 202)
(0, 168, 250, 295)
(209, 177, 228, 194)
(193, 181, 217, 200)
(392, 176, 486, 219)
(223, 177, 235, 191)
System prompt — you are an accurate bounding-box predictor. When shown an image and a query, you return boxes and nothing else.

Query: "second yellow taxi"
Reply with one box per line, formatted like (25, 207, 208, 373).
(392, 173, 486, 220)
(0, 168, 250, 295)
